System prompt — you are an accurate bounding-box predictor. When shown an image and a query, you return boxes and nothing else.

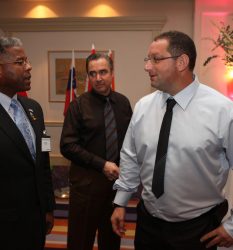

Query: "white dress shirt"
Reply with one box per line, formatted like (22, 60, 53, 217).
(113, 76, 233, 237)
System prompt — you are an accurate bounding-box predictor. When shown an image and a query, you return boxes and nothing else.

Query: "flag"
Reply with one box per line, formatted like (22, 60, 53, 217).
(63, 50, 77, 116)
(85, 44, 96, 92)
(17, 91, 28, 97)
(108, 49, 115, 91)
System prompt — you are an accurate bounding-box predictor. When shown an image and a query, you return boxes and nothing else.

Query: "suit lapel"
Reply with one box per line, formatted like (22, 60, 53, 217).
(0, 104, 33, 162)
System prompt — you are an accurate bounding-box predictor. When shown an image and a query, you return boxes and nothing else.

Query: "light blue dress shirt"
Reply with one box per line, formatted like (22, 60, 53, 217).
(0, 92, 36, 151)
(113, 76, 233, 236)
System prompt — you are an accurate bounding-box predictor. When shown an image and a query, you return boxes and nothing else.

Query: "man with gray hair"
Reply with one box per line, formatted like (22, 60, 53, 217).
(60, 53, 132, 250)
(0, 36, 55, 249)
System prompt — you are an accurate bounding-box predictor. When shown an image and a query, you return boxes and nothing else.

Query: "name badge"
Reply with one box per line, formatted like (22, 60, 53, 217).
(42, 136, 51, 152)
(41, 130, 51, 152)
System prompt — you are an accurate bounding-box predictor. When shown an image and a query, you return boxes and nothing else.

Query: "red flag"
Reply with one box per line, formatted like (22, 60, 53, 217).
(108, 49, 115, 91)
(63, 50, 77, 116)
(85, 44, 96, 92)
(17, 91, 28, 97)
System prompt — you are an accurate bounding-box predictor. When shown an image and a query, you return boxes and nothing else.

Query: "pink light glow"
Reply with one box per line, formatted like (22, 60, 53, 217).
(203, 12, 228, 16)
(226, 68, 233, 100)
(225, 67, 233, 81)
(201, 0, 233, 6)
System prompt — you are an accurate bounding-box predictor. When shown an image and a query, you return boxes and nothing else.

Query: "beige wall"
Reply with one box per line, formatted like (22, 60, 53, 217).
(16, 28, 156, 164)
(0, 0, 194, 162)
(194, 0, 233, 95)
(194, 3, 233, 247)
(1, 3, 233, 248)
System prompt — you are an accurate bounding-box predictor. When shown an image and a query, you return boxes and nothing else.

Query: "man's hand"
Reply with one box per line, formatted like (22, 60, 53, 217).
(103, 161, 119, 181)
(111, 207, 126, 237)
(200, 224, 233, 248)
(45, 212, 54, 234)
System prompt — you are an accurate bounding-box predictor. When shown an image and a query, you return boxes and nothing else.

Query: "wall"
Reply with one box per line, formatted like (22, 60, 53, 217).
(15, 27, 158, 164)
(194, 3, 233, 250)
(0, 0, 194, 163)
(1, 2, 233, 248)
(194, 0, 233, 94)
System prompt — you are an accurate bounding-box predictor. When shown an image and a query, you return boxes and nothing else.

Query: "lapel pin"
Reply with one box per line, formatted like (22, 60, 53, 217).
(28, 109, 37, 121)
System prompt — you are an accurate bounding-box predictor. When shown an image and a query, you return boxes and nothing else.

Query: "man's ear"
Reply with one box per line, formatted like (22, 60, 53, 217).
(176, 54, 189, 72)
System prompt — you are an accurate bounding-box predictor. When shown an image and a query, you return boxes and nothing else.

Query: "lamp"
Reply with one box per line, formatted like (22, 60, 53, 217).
(226, 66, 233, 100)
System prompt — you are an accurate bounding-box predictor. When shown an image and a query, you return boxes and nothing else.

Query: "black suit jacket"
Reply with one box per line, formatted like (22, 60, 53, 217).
(0, 95, 55, 242)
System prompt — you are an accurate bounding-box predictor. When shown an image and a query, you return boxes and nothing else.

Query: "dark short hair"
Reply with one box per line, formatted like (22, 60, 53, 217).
(0, 37, 22, 55)
(86, 53, 113, 73)
(154, 31, 196, 70)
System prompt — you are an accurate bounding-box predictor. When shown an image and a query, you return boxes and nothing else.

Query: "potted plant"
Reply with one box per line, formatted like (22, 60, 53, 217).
(203, 21, 233, 67)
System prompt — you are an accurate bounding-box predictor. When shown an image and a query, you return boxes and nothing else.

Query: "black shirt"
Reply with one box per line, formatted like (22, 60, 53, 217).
(60, 90, 132, 172)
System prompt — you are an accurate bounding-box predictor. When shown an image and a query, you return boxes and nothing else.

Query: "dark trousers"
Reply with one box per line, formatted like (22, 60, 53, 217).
(135, 200, 228, 250)
(67, 179, 120, 250)
(0, 207, 45, 250)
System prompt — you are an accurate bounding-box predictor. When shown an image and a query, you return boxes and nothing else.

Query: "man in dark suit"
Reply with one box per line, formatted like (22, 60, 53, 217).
(60, 53, 132, 250)
(0, 36, 55, 249)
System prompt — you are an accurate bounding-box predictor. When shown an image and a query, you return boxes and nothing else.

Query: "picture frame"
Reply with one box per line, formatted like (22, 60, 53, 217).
(48, 50, 110, 102)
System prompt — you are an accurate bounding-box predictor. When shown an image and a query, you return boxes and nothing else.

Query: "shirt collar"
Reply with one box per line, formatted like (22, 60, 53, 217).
(161, 75, 200, 110)
(91, 89, 116, 104)
(0, 92, 17, 112)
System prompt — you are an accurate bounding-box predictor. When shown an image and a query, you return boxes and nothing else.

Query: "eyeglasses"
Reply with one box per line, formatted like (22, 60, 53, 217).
(0, 58, 31, 67)
(88, 69, 109, 78)
(144, 55, 181, 64)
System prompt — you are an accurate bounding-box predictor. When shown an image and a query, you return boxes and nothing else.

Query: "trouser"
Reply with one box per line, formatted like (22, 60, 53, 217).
(0, 206, 45, 250)
(67, 180, 120, 250)
(135, 199, 228, 250)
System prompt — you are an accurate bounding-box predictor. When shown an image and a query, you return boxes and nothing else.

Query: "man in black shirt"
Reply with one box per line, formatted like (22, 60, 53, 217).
(60, 53, 132, 250)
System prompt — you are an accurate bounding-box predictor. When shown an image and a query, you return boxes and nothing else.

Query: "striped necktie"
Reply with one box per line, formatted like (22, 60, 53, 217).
(152, 98, 176, 198)
(10, 99, 36, 161)
(104, 97, 118, 162)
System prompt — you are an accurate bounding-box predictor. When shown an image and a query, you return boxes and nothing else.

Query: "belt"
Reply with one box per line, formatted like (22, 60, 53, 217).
(139, 199, 228, 225)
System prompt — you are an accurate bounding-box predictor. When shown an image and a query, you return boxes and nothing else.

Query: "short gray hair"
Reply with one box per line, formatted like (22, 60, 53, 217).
(0, 37, 23, 54)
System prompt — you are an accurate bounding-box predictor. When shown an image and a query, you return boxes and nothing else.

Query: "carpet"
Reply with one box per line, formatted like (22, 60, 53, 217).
(45, 198, 233, 250)
(45, 198, 138, 250)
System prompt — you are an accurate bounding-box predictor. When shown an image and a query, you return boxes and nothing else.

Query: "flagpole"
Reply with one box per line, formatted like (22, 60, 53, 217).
(63, 49, 77, 116)
(108, 49, 115, 91)
(85, 44, 96, 92)
(70, 50, 74, 101)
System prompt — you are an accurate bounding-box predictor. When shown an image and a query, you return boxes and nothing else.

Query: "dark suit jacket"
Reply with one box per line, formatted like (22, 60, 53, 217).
(0, 95, 55, 248)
